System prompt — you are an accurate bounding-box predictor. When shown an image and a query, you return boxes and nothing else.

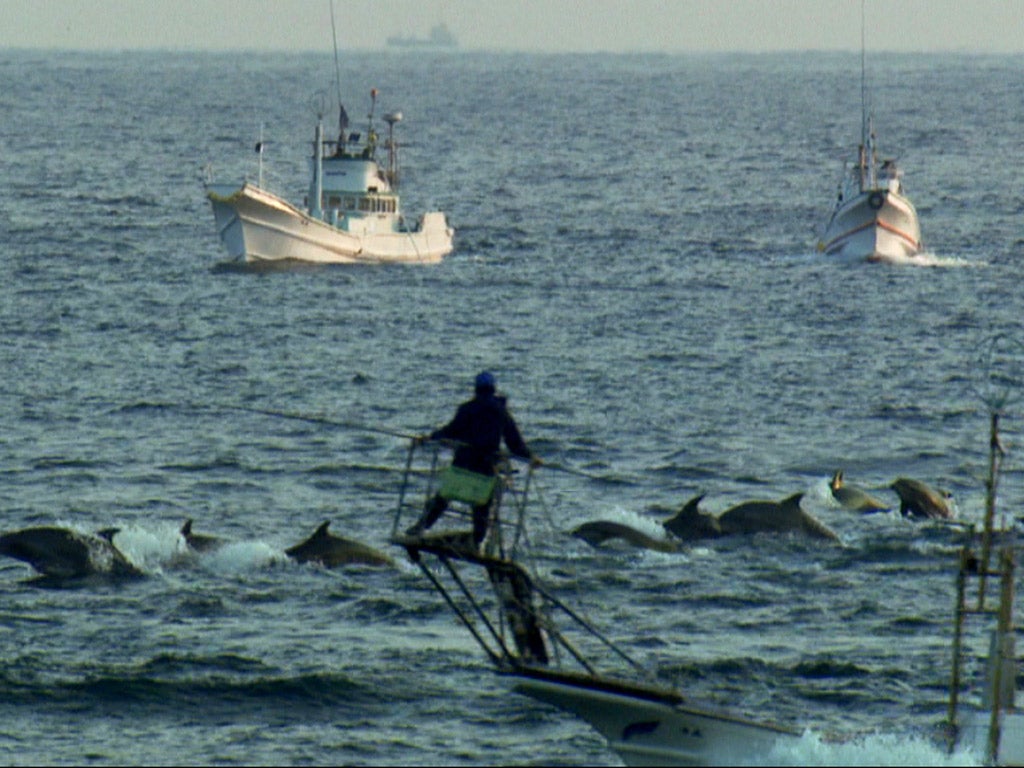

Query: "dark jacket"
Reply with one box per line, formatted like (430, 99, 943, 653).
(430, 393, 531, 475)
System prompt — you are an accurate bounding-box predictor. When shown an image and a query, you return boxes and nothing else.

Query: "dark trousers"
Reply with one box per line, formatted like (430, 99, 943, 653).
(421, 494, 491, 546)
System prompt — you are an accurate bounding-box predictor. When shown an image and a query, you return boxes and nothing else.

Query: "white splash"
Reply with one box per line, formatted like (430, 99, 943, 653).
(199, 540, 290, 573)
(746, 729, 981, 766)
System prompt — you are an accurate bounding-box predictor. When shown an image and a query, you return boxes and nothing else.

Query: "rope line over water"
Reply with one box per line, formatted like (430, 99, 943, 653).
(118, 401, 611, 481)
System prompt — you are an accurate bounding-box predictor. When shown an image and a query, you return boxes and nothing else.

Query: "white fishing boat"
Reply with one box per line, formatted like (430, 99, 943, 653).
(205, 3, 453, 265)
(817, 126, 922, 263)
(817, 9, 923, 263)
(389, 443, 803, 766)
(206, 95, 453, 265)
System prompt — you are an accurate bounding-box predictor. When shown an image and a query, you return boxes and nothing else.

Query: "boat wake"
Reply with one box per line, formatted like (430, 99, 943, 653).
(868, 250, 984, 268)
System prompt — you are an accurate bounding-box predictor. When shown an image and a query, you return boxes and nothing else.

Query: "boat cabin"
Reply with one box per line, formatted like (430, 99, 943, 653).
(307, 154, 400, 228)
(878, 159, 905, 195)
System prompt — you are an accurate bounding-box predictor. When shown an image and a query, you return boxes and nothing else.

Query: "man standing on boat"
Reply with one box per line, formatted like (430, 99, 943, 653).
(406, 371, 541, 547)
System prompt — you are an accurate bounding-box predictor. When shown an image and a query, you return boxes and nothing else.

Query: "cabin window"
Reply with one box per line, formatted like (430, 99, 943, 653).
(358, 197, 372, 212)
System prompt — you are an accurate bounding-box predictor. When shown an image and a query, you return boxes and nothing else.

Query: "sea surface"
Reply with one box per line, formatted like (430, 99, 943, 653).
(1, 48, 1022, 766)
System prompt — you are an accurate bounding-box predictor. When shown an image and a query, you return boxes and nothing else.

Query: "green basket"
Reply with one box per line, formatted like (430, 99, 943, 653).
(439, 466, 497, 506)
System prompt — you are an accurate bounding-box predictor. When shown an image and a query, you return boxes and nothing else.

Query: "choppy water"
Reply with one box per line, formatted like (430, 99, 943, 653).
(1, 48, 1023, 765)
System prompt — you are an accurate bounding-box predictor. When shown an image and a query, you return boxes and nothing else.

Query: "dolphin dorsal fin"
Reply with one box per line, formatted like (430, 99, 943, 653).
(665, 493, 705, 520)
(781, 492, 805, 508)
(181, 519, 193, 535)
(830, 470, 843, 490)
(314, 521, 331, 538)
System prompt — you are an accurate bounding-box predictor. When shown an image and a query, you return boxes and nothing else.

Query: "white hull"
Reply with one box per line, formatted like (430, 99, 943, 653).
(207, 182, 453, 265)
(509, 669, 799, 767)
(820, 188, 922, 263)
(958, 708, 1024, 766)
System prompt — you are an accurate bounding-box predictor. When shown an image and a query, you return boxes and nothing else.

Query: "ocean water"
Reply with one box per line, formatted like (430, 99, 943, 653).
(1, 48, 1023, 766)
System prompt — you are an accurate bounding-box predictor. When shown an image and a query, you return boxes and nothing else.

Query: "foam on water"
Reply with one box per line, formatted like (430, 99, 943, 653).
(756, 730, 982, 767)
(108, 522, 190, 573)
(197, 540, 290, 573)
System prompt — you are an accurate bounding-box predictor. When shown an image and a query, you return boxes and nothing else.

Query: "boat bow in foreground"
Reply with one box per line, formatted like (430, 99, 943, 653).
(390, 442, 801, 766)
(391, 431, 1021, 765)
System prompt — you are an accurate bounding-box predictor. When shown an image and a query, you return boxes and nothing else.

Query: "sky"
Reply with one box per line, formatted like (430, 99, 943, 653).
(1, 0, 1022, 54)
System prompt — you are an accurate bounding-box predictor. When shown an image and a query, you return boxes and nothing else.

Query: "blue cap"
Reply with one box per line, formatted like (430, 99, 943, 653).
(475, 371, 496, 389)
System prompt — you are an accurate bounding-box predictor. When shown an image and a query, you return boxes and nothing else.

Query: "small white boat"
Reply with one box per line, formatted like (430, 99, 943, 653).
(818, 8, 923, 264)
(207, 1, 453, 265)
(206, 91, 453, 265)
(818, 124, 923, 263)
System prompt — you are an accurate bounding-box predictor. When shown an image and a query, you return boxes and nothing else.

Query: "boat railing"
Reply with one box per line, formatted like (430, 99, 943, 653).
(946, 411, 1020, 763)
(390, 438, 654, 681)
(947, 541, 1018, 763)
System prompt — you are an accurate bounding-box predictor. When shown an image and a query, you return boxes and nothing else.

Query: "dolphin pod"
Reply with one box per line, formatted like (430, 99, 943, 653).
(0, 526, 144, 579)
(663, 492, 841, 543)
(829, 470, 890, 513)
(0, 519, 395, 579)
(180, 519, 395, 568)
(572, 492, 841, 554)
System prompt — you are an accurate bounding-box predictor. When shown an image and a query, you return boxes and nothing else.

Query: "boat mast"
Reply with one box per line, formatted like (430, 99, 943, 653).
(257, 123, 265, 188)
(311, 114, 324, 220)
(859, 0, 867, 190)
(384, 112, 402, 190)
(859, 0, 876, 190)
(329, 0, 349, 152)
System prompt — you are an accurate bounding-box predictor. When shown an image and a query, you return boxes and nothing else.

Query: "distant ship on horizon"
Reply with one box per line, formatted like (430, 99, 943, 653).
(386, 23, 457, 49)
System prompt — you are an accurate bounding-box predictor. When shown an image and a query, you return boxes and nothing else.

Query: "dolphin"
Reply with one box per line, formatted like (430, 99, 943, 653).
(717, 493, 838, 540)
(570, 520, 681, 553)
(0, 526, 144, 579)
(829, 470, 889, 513)
(663, 493, 840, 542)
(662, 494, 721, 540)
(180, 519, 227, 553)
(284, 521, 395, 568)
(890, 478, 955, 520)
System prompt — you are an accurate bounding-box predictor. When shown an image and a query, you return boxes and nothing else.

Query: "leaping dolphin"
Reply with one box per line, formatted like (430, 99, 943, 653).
(284, 521, 395, 568)
(0, 526, 144, 579)
(829, 470, 890, 513)
(570, 520, 681, 553)
(180, 519, 227, 552)
(890, 478, 955, 520)
(179, 519, 394, 568)
(663, 492, 840, 542)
